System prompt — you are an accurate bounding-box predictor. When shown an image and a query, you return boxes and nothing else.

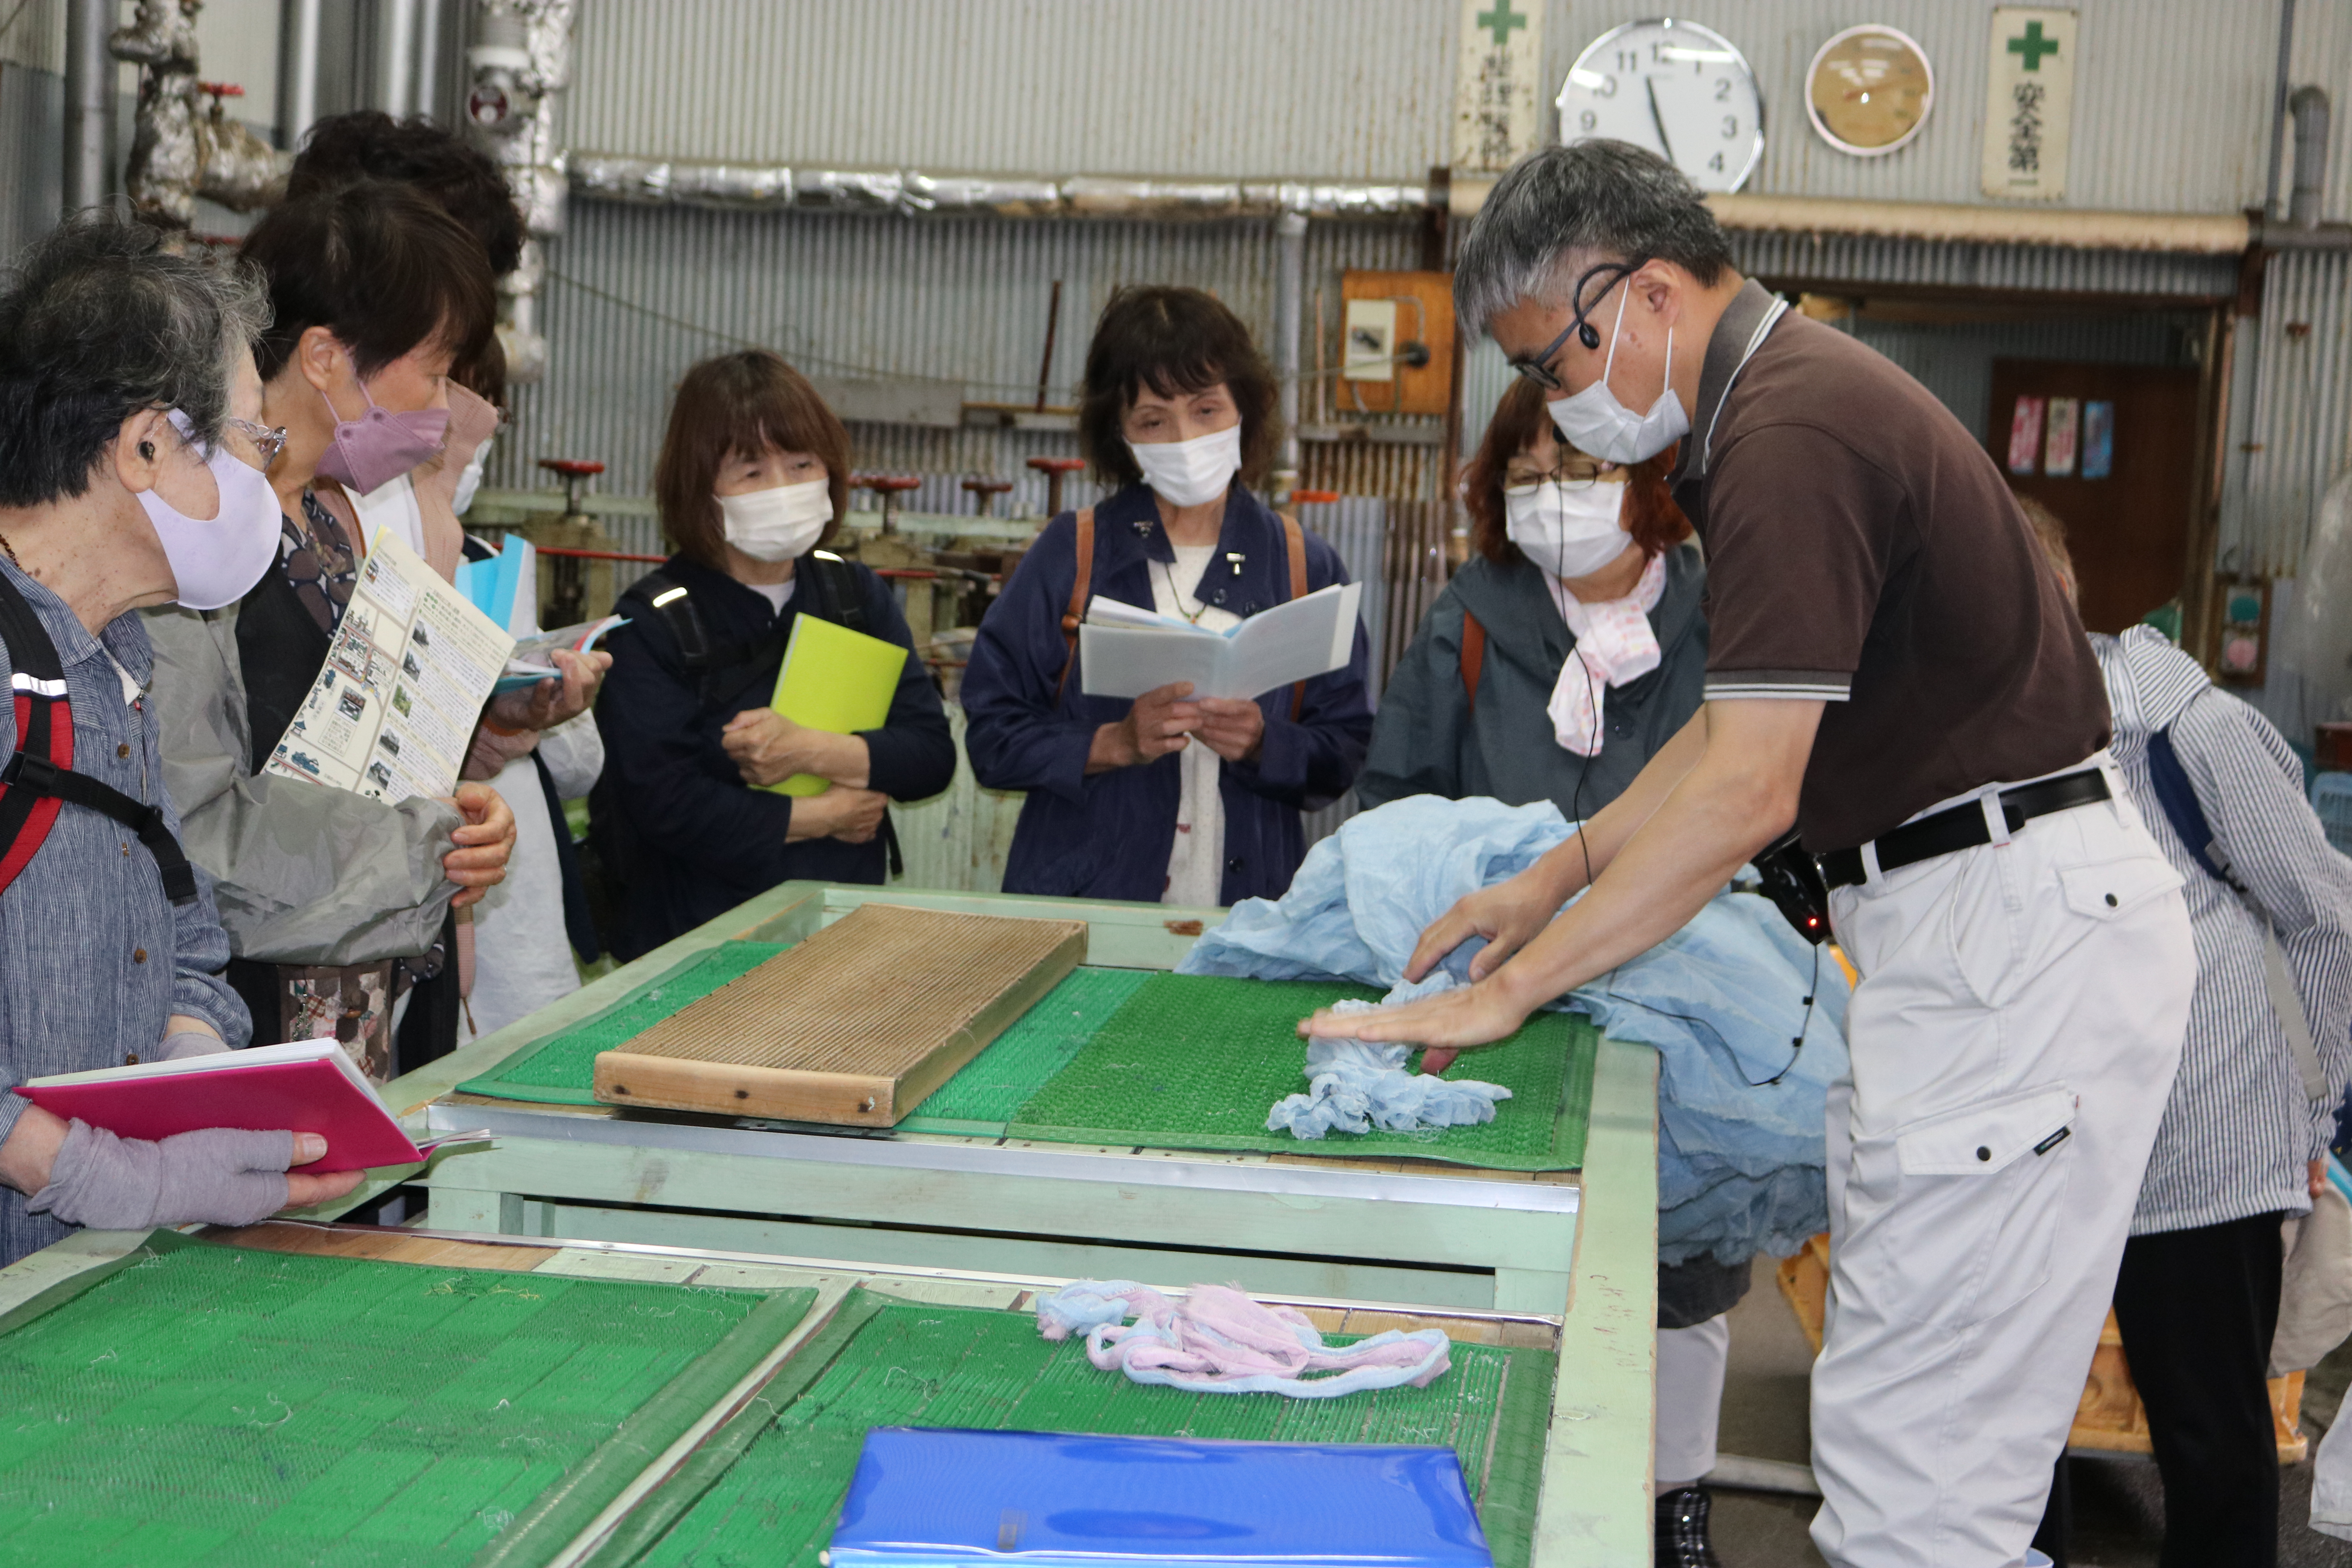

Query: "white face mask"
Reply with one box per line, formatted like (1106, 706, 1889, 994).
(452, 437, 490, 516)
(1504, 478, 1635, 581)
(1130, 423, 1241, 507)
(1543, 286, 1689, 466)
(138, 412, 283, 611)
(717, 477, 832, 563)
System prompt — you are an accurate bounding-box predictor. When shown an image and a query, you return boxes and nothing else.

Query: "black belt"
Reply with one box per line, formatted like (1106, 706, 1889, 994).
(1819, 769, 2110, 891)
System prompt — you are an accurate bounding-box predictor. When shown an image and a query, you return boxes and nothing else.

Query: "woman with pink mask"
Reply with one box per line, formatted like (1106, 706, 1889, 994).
(145, 182, 564, 1080)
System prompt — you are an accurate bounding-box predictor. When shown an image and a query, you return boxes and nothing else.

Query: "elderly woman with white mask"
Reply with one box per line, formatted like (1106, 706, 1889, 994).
(963, 286, 1374, 907)
(1357, 375, 1732, 1568)
(0, 212, 367, 1265)
(589, 350, 955, 962)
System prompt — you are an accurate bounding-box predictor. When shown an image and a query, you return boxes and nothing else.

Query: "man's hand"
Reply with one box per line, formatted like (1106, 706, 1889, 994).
(787, 785, 888, 844)
(2314, 1159, 2331, 1198)
(722, 709, 871, 789)
(440, 782, 515, 910)
(1298, 982, 1533, 1074)
(1194, 697, 1265, 763)
(1402, 862, 1576, 985)
(1087, 682, 1201, 774)
(484, 648, 611, 735)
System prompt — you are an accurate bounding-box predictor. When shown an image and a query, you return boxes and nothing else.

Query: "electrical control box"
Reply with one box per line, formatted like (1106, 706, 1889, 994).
(1336, 270, 1455, 417)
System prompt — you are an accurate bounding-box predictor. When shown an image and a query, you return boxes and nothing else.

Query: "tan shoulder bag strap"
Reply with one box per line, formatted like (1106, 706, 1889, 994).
(1054, 506, 1096, 709)
(1460, 611, 1487, 715)
(1282, 514, 1308, 721)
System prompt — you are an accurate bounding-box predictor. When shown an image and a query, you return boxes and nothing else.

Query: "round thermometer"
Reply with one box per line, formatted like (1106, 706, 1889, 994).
(1806, 24, 1935, 156)
(1557, 18, 1764, 193)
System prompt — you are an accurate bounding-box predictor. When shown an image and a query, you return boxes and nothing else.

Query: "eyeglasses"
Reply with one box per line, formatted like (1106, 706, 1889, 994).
(1503, 457, 1615, 493)
(1506, 258, 1648, 393)
(220, 418, 288, 470)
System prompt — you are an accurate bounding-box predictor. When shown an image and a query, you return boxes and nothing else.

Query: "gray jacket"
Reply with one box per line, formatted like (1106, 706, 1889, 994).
(1357, 544, 1709, 820)
(144, 602, 461, 967)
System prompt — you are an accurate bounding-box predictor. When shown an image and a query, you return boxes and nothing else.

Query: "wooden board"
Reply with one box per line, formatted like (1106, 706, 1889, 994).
(592, 902, 1087, 1126)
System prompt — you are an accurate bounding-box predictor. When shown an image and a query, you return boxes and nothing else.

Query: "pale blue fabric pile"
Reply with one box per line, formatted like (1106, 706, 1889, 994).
(1267, 1026, 1512, 1139)
(1179, 795, 1849, 1265)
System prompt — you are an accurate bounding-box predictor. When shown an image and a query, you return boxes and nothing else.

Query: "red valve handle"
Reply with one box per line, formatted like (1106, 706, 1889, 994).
(197, 82, 247, 98)
(1026, 457, 1087, 474)
(1291, 489, 1341, 505)
(538, 458, 606, 476)
(962, 478, 1015, 494)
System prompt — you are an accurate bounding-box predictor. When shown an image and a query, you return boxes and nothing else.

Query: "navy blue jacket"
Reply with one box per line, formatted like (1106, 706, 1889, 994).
(962, 483, 1374, 905)
(591, 552, 955, 961)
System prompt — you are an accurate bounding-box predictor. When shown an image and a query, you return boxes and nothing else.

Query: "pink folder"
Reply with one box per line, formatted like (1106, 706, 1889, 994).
(15, 1040, 428, 1174)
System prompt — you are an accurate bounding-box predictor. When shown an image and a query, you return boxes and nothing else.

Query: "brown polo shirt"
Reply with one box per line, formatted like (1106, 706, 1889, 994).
(1668, 281, 2110, 852)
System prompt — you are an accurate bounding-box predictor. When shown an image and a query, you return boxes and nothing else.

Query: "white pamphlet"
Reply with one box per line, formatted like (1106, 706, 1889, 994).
(1078, 580, 1362, 701)
(263, 526, 518, 803)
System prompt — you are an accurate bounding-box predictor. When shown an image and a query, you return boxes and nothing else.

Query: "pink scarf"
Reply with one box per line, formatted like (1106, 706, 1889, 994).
(1545, 551, 1667, 757)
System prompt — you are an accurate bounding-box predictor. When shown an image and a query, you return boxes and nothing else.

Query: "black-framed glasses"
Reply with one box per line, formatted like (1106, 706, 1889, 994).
(221, 417, 288, 470)
(1506, 258, 1648, 392)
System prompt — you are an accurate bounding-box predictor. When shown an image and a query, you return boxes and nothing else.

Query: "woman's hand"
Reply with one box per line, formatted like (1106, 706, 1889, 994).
(722, 710, 871, 789)
(0, 1103, 364, 1217)
(1296, 980, 1533, 1073)
(786, 784, 888, 844)
(1402, 864, 1569, 986)
(1086, 682, 1201, 774)
(1193, 697, 1265, 763)
(440, 782, 516, 909)
(485, 648, 612, 735)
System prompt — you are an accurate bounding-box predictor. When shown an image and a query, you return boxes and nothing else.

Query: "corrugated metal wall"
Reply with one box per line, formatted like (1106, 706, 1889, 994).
(0, 63, 63, 262)
(1851, 312, 2196, 443)
(565, 0, 2345, 220)
(2226, 250, 2352, 577)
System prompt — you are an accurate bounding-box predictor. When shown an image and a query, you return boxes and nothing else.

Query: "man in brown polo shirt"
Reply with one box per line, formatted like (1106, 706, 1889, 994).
(1307, 142, 2194, 1568)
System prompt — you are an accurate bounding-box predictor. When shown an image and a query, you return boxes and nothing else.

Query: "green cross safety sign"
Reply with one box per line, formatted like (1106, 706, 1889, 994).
(1476, 1, 1526, 49)
(2007, 20, 2061, 70)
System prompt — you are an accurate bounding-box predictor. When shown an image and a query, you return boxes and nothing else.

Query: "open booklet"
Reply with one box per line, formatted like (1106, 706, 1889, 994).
(1078, 579, 1362, 701)
(264, 527, 519, 802)
(497, 615, 628, 693)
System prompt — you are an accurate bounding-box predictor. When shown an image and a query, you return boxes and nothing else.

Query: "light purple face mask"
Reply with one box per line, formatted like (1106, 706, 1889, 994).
(314, 376, 449, 495)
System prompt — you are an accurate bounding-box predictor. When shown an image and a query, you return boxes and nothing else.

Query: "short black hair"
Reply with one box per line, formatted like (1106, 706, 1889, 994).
(287, 112, 527, 277)
(243, 180, 498, 383)
(0, 211, 268, 508)
(1455, 140, 1737, 336)
(1076, 286, 1281, 490)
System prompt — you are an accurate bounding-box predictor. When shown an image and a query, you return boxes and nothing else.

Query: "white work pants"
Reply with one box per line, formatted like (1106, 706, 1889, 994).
(1656, 1314, 1731, 1488)
(1809, 769, 2193, 1568)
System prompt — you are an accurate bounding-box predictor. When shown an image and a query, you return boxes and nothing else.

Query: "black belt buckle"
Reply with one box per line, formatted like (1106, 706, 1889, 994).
(1751, 828, 1830, 945)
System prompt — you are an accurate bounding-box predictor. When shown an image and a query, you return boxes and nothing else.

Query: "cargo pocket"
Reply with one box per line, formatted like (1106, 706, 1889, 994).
(1857, 1085, 2079, 1331)
(2059, 855, 2184, 921)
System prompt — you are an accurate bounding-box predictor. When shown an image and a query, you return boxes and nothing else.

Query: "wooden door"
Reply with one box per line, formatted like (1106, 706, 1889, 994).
(1987, 359, 2200, 635)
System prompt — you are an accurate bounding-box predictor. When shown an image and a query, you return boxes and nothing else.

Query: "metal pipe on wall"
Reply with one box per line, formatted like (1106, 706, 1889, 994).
(278, 0, 323, 151)
(2266, 0, 2299, 220)
(412, 0, 443, 122)
(378, 0, 419, 115)
(1273, 210, 1307, 503)
(62, 0, 112, 214)
(2290, 87, 2332, 229)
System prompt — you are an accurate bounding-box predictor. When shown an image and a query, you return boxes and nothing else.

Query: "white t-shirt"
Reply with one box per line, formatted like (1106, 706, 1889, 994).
(1153, 544, 1242, 907)
(748, 579, 797, 616)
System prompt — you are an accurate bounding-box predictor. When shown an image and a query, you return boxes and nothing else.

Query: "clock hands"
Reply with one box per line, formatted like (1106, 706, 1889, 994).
(1644, 76, 1678, 165)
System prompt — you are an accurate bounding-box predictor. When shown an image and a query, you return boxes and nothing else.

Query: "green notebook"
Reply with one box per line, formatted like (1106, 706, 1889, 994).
(764, 614, 906, 797)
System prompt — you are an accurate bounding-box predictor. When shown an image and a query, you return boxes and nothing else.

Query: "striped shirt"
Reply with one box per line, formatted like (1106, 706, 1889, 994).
(2096, 627, 2352, 1235)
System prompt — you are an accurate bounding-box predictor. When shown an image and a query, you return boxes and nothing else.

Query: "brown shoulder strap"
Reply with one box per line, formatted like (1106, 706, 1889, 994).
(1054, 507, 1095, 708)
(1281, 514, 1308, 721)
(1461, 610, 1486, 715)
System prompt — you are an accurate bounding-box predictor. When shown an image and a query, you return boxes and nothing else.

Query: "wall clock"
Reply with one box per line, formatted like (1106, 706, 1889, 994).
(1556, 18, 1764, 193)
(1806, 24, 1935, 156)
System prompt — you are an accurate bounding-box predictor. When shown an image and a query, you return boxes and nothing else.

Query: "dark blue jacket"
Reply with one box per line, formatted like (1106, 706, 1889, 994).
(591, 552, 955, 961)
(962, 483, 1374, 905)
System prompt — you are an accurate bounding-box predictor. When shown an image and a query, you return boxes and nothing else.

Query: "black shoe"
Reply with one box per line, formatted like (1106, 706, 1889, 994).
(1655, 1485, 1723, 1568)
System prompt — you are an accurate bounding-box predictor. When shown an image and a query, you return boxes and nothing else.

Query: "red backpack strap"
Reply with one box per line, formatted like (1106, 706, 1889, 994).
(1053, 507, 1096, 710)
(1282, 514, 1309, 722)
(0, 572, 72, 900)
(1460, 610, 1487, 715)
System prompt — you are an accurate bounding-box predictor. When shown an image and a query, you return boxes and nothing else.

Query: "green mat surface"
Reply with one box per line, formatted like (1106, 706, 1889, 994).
(458, 942, 790, 1106)
(898, 967, 1153, 1132)
(596, 1293, 1555, 1568)
(0, 1236, 811, 1568)
(1005, 973, 1595, 1171)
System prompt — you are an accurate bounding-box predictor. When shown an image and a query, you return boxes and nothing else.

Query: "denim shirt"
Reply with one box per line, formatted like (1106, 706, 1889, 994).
(0, 558, 248, 1264)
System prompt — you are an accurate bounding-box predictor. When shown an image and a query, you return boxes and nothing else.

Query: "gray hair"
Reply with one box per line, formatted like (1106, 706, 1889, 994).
(1454, 141, 1736, 338)
(0, 209, 270, 508)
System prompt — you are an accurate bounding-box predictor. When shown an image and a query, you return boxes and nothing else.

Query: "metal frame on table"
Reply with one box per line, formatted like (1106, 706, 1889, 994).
(0, 1211, 1661, 1566)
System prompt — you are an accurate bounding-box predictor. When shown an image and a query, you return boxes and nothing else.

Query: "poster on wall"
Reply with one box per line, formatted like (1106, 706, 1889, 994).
(2044, 397, 2080, 476)
(2081, 400, 2115, 478)
(1453, 0, 1545, 173)
(2007, 396, 2047, 474)
(1980, 8, 2077, 202)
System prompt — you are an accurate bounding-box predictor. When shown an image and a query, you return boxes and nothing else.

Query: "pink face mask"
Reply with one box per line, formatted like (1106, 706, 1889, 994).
(314, 376, 449, 495)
